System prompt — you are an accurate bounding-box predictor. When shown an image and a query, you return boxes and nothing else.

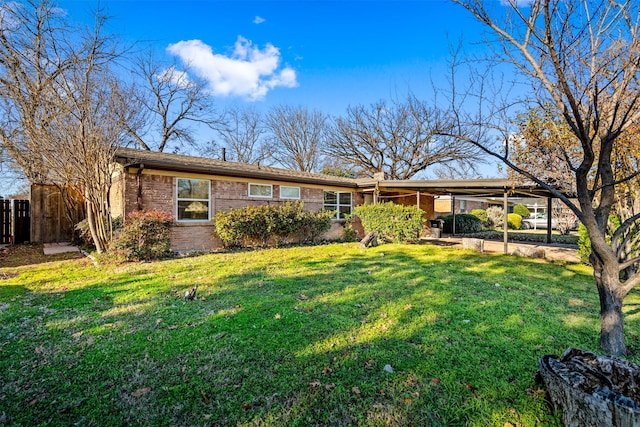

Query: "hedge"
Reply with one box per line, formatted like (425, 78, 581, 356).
(351, 202, 424, 243)
(441, 213, 482, 234)
(214, 201, 333, 248)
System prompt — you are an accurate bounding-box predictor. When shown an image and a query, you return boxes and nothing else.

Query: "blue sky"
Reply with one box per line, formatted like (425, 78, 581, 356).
(59, 0, 491, 117)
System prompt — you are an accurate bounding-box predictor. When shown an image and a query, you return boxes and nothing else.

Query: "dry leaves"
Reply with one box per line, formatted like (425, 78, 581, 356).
(131, 387, 151, 397)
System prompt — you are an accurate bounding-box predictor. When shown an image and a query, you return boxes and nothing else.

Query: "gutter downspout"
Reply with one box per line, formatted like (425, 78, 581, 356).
(136, 164, 145, 211)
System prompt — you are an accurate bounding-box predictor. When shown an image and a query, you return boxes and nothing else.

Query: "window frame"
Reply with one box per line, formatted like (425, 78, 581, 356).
(323, 190, 352, 220)
(280, 185, 301, 200)
(176, 178, 211, 222)
(248, 183, 273, 198)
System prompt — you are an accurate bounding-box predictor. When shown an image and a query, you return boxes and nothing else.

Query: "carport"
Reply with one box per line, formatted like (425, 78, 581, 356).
(360, 178, 558, 254)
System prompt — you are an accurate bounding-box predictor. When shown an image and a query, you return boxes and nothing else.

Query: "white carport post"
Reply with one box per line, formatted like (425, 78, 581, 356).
(503, 190, 509, 254)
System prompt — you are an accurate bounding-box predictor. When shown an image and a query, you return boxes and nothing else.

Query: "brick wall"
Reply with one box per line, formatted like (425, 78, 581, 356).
(121, 170, 358, 251)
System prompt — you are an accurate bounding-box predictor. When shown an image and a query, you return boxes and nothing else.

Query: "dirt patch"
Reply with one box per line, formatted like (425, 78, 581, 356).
(0, 244, 83, 268)
(0, 272, 18, 280)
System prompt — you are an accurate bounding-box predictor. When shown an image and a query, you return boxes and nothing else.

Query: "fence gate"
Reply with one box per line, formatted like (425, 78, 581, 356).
(0, 199, 31, 244)
(13, 200, 30, 244)
(0, 199, 9, 244)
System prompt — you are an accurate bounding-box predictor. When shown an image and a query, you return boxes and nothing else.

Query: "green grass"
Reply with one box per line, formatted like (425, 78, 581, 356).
(2, 242, 640, 426)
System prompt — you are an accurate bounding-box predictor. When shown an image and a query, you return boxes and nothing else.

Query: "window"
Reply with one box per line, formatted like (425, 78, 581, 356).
(324, 191, 352, 219)
(280, 186, 300, 200)
(248, 183, 272, 198)
(177, 178, 210, 221)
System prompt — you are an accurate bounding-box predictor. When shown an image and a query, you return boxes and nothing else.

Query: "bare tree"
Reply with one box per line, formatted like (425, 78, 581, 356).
(204, 106, 273, 164)
(0, 0, 139, 253)
(327, 95, 482, 180)
(126, 54, 220, 153)
(266, 105, 326, 172)
(448, 0, 640, 355)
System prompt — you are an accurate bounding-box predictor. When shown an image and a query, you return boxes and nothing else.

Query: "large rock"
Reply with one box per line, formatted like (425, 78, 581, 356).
(462, 238, 484, 252)
(512, 246, 546, 259)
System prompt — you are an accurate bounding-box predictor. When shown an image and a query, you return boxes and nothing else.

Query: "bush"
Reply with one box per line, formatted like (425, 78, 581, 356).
(112, 210, 173, 261)
(486, 206, 504, 228)
(441, 213, 482, 234)
(214, 201, 333, 249)
(513, 204, 531, 218)
(75, 216, 123, 248)
(507, 213, 523, 230)
(577, 215, 629, 264)
(470, 209, 489, 227)
(351, 202, 424, 243)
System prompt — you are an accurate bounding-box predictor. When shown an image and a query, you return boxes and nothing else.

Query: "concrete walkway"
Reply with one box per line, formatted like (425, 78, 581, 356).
(423, 236, 581, 263)
(43, 242, 80, 255)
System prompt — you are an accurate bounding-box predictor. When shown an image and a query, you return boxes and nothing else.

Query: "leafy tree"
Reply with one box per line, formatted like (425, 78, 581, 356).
(449, 0, 640, 354)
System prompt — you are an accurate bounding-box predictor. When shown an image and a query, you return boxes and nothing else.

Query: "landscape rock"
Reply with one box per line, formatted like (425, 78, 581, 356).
(512, 246, 546, 259)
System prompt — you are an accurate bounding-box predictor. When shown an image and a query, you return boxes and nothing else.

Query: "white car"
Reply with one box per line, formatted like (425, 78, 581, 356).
(521, 213, 578, 230)
(521, 214, 556, 230)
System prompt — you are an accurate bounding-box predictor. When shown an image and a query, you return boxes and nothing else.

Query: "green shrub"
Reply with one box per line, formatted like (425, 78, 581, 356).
(441, 213, 482, 234)
(470, 209, 489, 227)
(577, 222, 591, 263)
(214, 201, 333, 249)
(112, 210, 173, 261)
(577, 214, 629, 264)
(507, 213, 523, 230)
(351, 202, 424, 243)
(513, 204, 531, 218)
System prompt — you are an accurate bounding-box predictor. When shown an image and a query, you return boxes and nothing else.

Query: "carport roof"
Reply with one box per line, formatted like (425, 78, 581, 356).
(369, 178, 556, 198)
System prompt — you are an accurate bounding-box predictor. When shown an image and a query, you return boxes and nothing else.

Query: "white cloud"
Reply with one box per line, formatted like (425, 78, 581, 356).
(166, 36, 298, 100)
(253, 16, 266, 24)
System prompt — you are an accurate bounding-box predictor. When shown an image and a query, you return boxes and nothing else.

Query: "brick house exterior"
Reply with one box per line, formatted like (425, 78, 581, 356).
(110, 149, 545, 252)
(111, 148, 369, 251)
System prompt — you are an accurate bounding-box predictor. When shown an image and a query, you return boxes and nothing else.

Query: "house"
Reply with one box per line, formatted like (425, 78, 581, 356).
(110, 148, 556, 252)
(111, 148, 376, 251)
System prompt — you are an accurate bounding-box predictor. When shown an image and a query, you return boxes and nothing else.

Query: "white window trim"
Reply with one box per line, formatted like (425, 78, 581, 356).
(176, 178, 211, 222)
(280, 185, 301, 200)
(324, 191, 352, 220)
(248, 183, 273, 198)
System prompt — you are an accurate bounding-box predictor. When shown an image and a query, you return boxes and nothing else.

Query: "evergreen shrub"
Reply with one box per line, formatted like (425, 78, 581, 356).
(513, 204, 531, 218)
(214, 201, 333, 249)
(112, 210, 173, 261)
(470, 209, 489, 227)
(351, 202, 424, 243)
(507, 213, 523, 230)
(441, 213, 482, 234)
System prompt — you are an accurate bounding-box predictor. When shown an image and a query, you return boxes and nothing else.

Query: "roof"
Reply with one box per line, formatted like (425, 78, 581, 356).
(114, 148, 364, 188)
(372, 179, 555, 197)
(114, 148, 555, 197)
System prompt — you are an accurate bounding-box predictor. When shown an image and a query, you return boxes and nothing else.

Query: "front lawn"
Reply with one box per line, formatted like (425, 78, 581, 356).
(1, 243, 639, 426)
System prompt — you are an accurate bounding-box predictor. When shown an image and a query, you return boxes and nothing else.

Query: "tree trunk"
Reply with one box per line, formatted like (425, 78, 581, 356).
(538, 348, 640, 426)
(593, 257, 628, 356)
(86, 200, 107, 254)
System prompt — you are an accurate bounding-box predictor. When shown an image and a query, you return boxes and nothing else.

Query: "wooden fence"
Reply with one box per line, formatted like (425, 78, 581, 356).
(0, 199, 31, 244)
(30, 184, 84, 243)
